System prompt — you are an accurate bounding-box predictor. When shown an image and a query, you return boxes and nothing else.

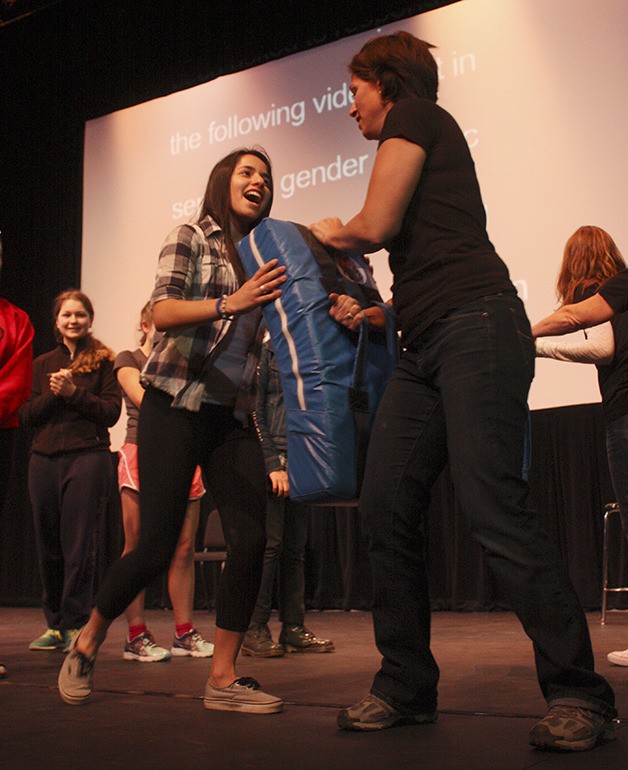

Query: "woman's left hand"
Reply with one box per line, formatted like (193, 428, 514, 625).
(49, 368, 77, 398)
(309, 217, 344, 247)
(329, 293, 365, 332)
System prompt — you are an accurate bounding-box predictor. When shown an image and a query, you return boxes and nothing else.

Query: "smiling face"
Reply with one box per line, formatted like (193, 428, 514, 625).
(349, 75, 392, 141)
(229, 154, 273, 239)
(56, 299, 91, 349)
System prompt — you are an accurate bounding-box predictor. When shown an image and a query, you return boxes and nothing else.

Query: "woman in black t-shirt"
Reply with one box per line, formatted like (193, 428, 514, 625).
(310, 31, 616, 749)
(534, 226, 628, 668)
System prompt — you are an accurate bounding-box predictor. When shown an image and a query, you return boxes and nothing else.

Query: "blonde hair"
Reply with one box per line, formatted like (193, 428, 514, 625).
(556, 226, 625, 305)
(138, 301, 153, 345)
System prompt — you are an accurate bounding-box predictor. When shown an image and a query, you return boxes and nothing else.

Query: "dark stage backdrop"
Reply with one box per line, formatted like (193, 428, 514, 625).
(1, 404, 624, 613)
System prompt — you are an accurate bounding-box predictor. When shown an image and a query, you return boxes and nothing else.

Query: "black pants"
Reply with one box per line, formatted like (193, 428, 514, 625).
(29, 450, 112, 629)
(95, 387, 267, 632)
(249, 493, 309, 626)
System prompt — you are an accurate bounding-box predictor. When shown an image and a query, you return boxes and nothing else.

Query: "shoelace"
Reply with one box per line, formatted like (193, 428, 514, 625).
(234, 677, 260, 691)
(75, 653, 94, 676)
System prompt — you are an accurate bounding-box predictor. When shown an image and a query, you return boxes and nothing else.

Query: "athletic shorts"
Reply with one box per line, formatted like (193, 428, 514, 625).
(117, 442, 206, 500)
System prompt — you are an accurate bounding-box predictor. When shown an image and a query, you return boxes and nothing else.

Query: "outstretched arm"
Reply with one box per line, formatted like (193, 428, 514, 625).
(532, 294, 615, 338)
(535, 322, 614, 364)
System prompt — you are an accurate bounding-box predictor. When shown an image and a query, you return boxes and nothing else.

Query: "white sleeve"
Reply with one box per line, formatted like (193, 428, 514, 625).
(535, 322, 614, 364)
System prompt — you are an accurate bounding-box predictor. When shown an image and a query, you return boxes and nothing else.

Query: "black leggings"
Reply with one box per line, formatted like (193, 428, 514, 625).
(95, 387, 266, 632)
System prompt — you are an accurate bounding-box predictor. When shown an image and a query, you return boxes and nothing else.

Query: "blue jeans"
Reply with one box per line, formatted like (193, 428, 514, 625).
(606, 413, 628, 535)
(360, 293, 616, 717)
(250, 493, 309, 626)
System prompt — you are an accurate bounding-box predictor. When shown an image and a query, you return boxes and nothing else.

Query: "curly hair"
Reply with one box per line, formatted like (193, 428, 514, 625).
(52, 289, 114, 374)
(556, 226, 625, 305)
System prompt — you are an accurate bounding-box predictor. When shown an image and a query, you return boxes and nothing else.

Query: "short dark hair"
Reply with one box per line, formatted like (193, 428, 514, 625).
(350, 31, 438, 103)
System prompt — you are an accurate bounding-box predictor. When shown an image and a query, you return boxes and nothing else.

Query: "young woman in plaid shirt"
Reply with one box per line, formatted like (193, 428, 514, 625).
(59, 148, 287, 714)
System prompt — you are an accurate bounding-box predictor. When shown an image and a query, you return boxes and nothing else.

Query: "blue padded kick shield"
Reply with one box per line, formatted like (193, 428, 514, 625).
(238, 218, 397, 503)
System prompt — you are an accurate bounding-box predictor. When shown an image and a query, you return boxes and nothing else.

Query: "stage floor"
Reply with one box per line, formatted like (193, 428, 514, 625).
(1, 608, 626, 769)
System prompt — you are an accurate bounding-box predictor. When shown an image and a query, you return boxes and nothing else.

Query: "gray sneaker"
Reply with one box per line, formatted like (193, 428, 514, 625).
(58, 633, 95, 705)
(338, 694, 438, 731)
(203, 676, 283, 714)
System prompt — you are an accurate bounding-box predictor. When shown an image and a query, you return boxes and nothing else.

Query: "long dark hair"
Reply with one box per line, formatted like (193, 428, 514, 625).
(198, 147, 274, 284)
(52, 289, 114, 374)
(350, 31, 439, 104)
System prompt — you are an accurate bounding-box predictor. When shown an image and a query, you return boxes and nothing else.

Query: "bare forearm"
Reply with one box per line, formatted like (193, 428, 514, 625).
(152, 298, 220, 331)
(532, 294, 614, 337)
(324, 213, 393, 254)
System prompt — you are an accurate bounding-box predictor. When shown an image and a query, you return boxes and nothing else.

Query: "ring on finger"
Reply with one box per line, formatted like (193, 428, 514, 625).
(260, 284, 267, 294)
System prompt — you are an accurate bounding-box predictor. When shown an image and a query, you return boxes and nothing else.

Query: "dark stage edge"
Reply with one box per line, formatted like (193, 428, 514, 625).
(1, 608, 626, 769)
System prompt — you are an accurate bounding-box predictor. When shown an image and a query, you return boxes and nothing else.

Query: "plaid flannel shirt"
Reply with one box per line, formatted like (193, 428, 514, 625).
(141, 215, 264, 422)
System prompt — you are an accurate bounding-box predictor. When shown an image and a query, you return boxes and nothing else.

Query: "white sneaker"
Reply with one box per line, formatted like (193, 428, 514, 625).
(123, 631, 171, 662)
(607, 648, 628, 666)
(171, 628, 214, 657)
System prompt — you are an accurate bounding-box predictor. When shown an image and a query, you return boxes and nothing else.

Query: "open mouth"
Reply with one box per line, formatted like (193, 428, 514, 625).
(244, 190, 263, 204)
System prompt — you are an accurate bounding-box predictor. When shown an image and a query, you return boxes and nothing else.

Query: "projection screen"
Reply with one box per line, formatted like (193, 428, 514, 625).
(82, 0, 628, 448)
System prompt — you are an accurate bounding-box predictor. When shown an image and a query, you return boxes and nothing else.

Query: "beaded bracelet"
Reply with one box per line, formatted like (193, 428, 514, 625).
(215, 294, 234, 321)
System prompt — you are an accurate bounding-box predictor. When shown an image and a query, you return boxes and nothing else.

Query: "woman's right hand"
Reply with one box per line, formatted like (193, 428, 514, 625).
(226, 259, 287, 316)
(49, 368, 76, 398)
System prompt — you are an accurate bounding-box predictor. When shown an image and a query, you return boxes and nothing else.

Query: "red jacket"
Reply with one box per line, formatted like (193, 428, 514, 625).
(0, 298, 34, 428)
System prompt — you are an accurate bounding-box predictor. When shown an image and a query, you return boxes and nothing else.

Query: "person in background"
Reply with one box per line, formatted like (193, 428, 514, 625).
(58, 147, 287, 715)
(533, 226, 628, 668)
(533, 269, 628, 335)
(115, 302, 213, 662)
(19, 289, 121, 654)
(0, 232, 34, 678)
(309, 31, 616, 751)
(243, 338, 334, 657)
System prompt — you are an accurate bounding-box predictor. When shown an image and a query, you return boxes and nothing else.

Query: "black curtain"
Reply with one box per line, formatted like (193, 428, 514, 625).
(303, 403, 619, 612)
(2, 403, 621, 612)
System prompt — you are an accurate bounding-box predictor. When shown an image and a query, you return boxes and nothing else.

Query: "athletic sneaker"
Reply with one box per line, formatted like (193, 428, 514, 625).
(203, 676, 283, 713)
(62, 629, 81, 653)
(528, 705, 615, 751)
(123, 631, 171, 662)
(338, 694, 438, 731)
(171, 628, 214, 658)
(58, 633, 95, 705)
(29, 628, 66, 651)
(607, 648, 628, 666)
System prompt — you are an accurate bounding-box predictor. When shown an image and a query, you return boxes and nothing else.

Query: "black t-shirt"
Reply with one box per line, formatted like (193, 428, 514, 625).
(599, 269, 628, 313)
(379, 98, 515, 345)
(579, 284, 628, 424)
